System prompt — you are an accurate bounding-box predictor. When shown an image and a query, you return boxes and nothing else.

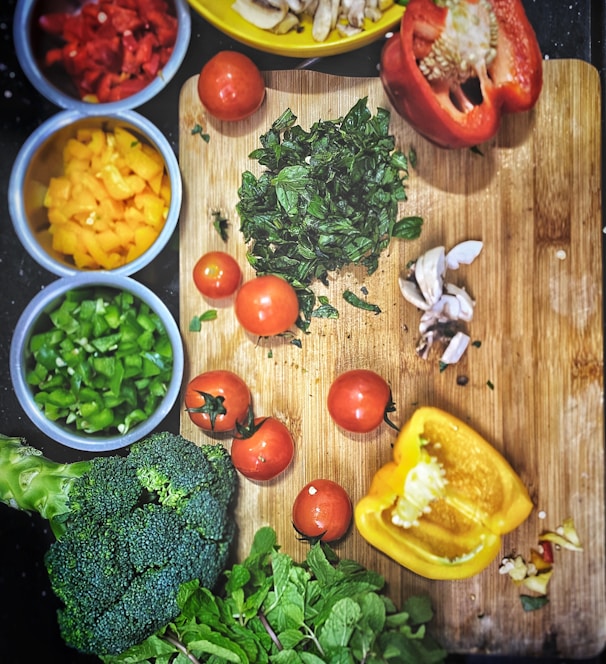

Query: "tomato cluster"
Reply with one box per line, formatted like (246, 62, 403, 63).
(187, 62, 403, 542)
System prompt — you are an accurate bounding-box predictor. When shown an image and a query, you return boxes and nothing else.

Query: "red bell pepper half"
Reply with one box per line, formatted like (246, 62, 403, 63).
(39, 0, 178, 103)
(381, 0, 543, 149)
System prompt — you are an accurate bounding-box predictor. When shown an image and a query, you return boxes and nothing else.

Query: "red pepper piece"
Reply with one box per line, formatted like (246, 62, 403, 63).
(38, 12, 68, 36)
(539, 540, 554, 564)
(106, 77, 148, 101)
(380, 0, 543, 149)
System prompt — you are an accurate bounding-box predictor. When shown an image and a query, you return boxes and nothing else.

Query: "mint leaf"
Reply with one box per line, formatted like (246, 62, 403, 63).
(318, 597, 361, 653)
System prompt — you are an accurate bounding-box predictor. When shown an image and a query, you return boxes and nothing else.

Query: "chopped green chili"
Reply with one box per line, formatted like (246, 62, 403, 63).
(26, 287, 173, 436)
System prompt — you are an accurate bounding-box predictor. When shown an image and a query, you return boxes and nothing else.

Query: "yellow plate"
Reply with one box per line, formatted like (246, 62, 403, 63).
(188, 1, 405, 58)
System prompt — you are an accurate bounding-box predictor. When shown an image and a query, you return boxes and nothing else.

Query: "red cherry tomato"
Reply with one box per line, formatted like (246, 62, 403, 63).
(235, 275, 299, 337)
(185, 370, 251, 433)
(292, 479, 353, 543)
(327, 369, 397, 434)
(197, 51, 265, 122)
(193, 251, 242, 299)
(231, 417, 295, 481)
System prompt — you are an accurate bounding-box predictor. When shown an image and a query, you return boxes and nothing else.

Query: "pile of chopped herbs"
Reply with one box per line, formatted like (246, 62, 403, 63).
(102, 526, 447, 664)
(237, 98, 422, 331)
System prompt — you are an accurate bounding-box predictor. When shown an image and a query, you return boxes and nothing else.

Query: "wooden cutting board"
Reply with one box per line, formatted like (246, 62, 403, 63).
(178, 61, 605, 658)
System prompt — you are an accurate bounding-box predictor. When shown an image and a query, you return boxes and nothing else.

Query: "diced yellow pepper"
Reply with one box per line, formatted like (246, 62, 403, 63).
(45, 176, 72, 205)
(98, 164, 134, 200)
(134, 192, 166, 228)
(63, 137, 91, 162)
(125, 147, 164, 182)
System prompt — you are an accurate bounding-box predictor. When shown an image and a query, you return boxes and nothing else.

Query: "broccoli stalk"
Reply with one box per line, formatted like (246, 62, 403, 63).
(0, 431, 239, 658)
(0, 434, 90, 536)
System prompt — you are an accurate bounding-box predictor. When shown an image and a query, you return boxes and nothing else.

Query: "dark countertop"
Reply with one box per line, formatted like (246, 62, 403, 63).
(0, 1, 604, 662)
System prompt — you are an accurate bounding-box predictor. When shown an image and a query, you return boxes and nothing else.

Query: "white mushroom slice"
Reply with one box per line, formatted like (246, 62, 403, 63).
(419, 310, 440, 335)
(440, 331, 470, 365)
(311, 0, 336, 41)
(444, 283, 475, 321)
(446, 240, 483, 270)
(271, 11, 301, 32)
(430, 293, 462, 321)
(414, 245, 446, 306)
(364, 7, 383, 21)
(416, 330, 436, 359)
(232, 0, 288, 29)
(342, 0, 366, 27)
(337, 23, 363, 36)
(399, 277, 431, 310)
(285, 0, 304, 11)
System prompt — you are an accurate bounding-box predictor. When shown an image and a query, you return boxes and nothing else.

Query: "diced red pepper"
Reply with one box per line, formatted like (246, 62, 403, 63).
(38, 0, 178, 103)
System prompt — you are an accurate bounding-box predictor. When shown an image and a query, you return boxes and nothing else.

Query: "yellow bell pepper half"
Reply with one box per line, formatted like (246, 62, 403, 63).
(355, 407, 533, 580)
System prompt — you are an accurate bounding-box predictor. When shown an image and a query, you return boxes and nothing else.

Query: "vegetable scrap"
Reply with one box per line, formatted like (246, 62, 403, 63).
(499, 517, 584, 611)
(238, 97, 419, 331)
(44, 126, 170, 270)
(189, 311, 218, 331)
(355, 406, 533, 579)
(26, 286, 174, 435)
(380, 0, 543, 148)
(399, 240, 483, 367)
(39, 0, 179, 103)
(232, 0, 398, 42)
(191, 124, 210, 142)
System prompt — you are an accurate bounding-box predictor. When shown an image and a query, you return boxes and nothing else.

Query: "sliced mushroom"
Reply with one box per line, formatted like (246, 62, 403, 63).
(312, 0, 340, 41)
(398, 277, 431, 310)
(444, 283, 475, 321)
(232, 0, 289, 29)
(446, 240, 483, 270)
(414, 245, 445, 306)
(271, 11, 301, 33)
(342, 0, 366, 27)
(440, 331, 470, 365)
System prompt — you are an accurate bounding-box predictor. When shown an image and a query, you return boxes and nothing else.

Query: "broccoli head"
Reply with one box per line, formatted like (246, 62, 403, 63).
(0, 432, 239, 657)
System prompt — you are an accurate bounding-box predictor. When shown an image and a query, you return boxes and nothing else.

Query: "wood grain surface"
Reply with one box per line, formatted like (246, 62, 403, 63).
(178, 61, 604, 658)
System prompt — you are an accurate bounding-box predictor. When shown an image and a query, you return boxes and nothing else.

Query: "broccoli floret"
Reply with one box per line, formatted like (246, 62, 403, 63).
(0, 432, 239, 657)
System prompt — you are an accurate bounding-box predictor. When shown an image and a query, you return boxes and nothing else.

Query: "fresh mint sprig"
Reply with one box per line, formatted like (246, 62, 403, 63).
(103, 527, 446, 664)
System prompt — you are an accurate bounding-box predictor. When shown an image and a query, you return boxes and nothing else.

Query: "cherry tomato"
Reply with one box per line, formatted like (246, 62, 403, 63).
(193, 251, 242, 299)
(327, 369, 397, 434)
(231, 417, 295, 481)
(235, 275, 299, 337)
(197, 51, 265, 122)
(185, 370, 251, 433)
(292, 479, 353, 543)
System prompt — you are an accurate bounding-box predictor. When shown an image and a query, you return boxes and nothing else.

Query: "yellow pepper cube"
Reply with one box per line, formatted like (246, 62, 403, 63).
(44, 177, 72, 206)
(51, 225, 79, 255)
(113, 126, 140, 154)
(125, 174, 147, 196)
(98, 164, 134, 200)
(63, 137, 92, 162)
(98, 196, 125, 221)
(134, 192, 166, 228)
(64, 158, 90, 176)
(78, 172, 109, 202)
(114, 221, 135, 245)
(47, 207, 70, 226)
(147, 170, 163, 195)
(97, 229, 123, 254)
(160, 174, 172, 205)
(125, 147, 164, 182)
(86, 129, 107, 156)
